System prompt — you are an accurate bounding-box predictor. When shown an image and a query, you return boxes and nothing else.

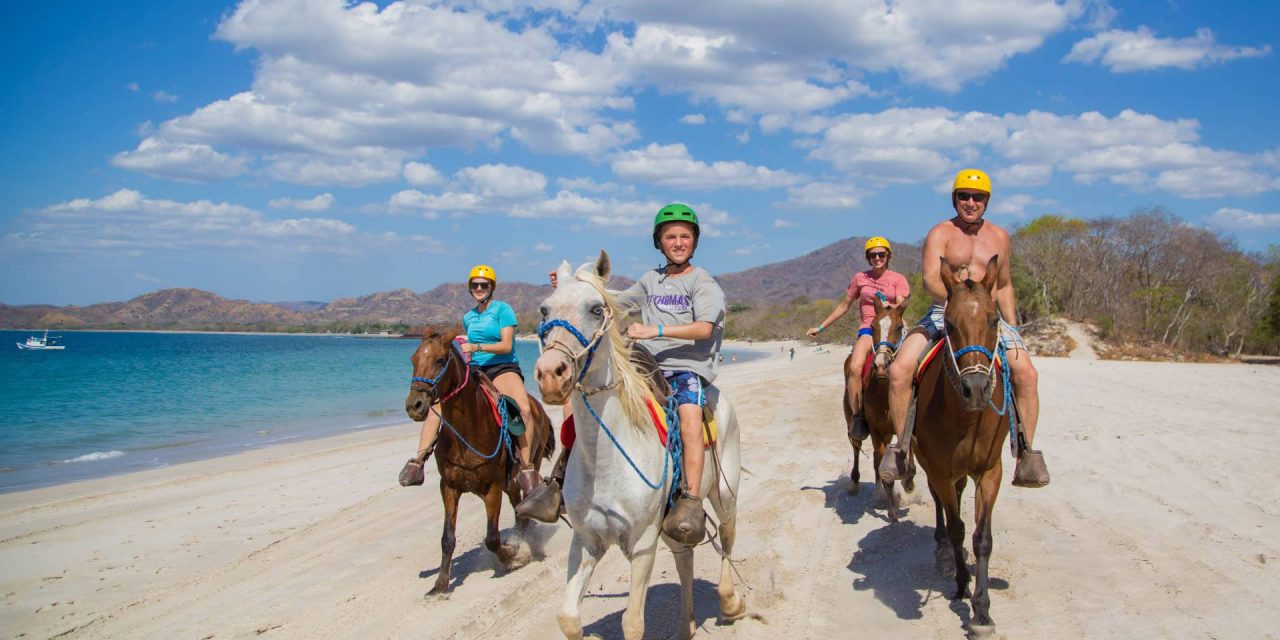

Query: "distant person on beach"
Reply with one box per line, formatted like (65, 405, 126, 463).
(731, 354, 737, 363)
(520, 204, 726, 545)
(398, 265, 543, 495)
(789, 347, 795, 361)
(806, 236, 909, 439)
(878, 168, 1050, 488)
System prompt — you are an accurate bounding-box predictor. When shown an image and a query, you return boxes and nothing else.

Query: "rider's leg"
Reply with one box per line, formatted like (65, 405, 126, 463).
(662, 373, 708, 545)
(492, 371, 542, 494)
(492, 371, 535, 467)
(515, 399, 574, 523)
(878, 332, 928, 481)
(677, 403, 705, 497)
(847, 333, 873, 437)
(399, 405, 441, 486)
(1005, 342, 1049, 487)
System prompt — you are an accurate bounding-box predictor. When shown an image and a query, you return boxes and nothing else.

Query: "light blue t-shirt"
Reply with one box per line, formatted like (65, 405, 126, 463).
(463, 300, 518, 367)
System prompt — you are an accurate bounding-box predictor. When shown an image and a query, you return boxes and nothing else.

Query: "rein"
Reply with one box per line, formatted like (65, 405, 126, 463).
(941, 323, 1017, 446)
(411, 341, 471, 405)
(412, 339, 513, 461)
(540, 308, 680, 502)
(537, 305, 613, 389)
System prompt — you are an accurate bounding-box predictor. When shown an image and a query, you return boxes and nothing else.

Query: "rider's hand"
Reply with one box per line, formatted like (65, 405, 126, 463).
(548, 270, 558, 289)
(460, 342, 480, 354)
(627, 324, 659, 340)
(806, 327, 821, 337)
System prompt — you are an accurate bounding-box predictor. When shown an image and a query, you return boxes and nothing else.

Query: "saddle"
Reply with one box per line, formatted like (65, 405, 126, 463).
(558, 343, 717, 451)
(474, 368, 525, 436)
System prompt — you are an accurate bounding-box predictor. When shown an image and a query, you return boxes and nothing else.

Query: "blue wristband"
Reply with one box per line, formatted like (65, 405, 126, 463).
(658, 324, 664, 337)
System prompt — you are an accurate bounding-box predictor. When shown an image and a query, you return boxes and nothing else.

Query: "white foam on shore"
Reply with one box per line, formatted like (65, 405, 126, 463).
(63, 451, 125, 463)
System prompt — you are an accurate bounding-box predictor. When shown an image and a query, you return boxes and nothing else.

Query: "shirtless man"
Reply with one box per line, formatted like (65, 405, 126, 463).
(877, 168, 1050, 487)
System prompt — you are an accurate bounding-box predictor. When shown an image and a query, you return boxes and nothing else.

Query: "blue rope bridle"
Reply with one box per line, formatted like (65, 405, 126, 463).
(539, 310, 680, 504)
(412, 339, 513, 461)
(944, 329, 1016, 446)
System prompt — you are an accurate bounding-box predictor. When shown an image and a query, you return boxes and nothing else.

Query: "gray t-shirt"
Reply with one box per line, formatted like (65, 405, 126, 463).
(619, 266, 726, 383)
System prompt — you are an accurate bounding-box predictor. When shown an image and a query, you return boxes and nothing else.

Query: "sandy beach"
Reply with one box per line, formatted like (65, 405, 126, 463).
(3, 340, 1279, 639)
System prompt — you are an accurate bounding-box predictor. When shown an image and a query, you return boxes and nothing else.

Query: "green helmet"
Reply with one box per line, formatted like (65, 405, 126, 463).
(652, 203, 700, 249)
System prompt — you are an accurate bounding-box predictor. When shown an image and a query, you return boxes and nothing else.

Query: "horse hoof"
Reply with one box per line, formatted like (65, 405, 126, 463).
(967, 623, 997, 638)
(903, 477, 916, 493)
(502, 543, 532, 570)
(718, 595, 748, 623)
(935, 553, 955, 576)
(847, 479, 860, 495)
(425, 588, 451, 601)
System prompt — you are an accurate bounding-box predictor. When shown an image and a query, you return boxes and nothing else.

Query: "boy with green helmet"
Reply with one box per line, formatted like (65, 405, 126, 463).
(517, 203, 726, 545)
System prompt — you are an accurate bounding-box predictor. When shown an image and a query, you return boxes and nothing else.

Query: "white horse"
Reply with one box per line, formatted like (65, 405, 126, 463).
(534, 251, 747, 640)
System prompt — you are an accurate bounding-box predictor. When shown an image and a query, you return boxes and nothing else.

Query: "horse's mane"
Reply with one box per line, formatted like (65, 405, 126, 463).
(573, 266, 653, 431)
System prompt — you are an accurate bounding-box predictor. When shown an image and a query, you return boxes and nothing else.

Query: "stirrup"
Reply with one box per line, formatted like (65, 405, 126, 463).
(515, 478, 562, 523)
(398, 457, 425, 487)
(1013, 449, 1050, 488)
(662, 494, 706, 545)
(849, 414, 869, 440)
(878, 444, 907, 482)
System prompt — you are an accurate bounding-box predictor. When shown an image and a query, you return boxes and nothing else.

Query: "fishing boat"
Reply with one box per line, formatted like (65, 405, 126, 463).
(16, 330, 65, 351)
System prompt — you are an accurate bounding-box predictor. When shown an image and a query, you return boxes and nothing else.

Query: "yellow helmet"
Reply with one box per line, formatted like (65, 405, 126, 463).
(467, 264, 496, 284)
(953, 168, 992, 194)
(864, 236, 892, 254)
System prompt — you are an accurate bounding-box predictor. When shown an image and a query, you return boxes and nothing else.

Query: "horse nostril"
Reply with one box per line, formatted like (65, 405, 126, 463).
(555, 362, 566, 377)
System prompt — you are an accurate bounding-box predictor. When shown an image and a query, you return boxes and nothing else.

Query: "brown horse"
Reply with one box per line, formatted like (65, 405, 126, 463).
(845, 295, 915, 519)
(404, 324, 554, 596)
(913, 256, 1010, 635)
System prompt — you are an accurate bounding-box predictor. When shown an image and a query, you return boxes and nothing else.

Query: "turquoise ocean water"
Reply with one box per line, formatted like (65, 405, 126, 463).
(0, 330, 762, 492)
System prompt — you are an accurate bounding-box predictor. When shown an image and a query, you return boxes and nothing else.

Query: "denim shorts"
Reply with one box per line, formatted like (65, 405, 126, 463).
(856, 327, 873, 339)
(911, 303, 1025, 351)
(664, 370, 705, 407)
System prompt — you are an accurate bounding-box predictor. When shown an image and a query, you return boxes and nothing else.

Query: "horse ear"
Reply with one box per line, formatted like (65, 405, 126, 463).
(938, 257, 955, 295)
(982, 255, 999, 293)
(873, 293, 885, 312)
(449, 323, 462, 342)
(595, 250, 611, 281)
(556, 260, 572, 284)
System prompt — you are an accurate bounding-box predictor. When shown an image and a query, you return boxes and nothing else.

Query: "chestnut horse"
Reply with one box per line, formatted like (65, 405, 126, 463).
(404, 324, 554, 596)
(913, 256, 1012, 635)
(844, 295, 915, 519)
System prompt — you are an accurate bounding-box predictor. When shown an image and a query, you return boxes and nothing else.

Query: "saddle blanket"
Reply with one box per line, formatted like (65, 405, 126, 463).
(559, 393, 716, 451)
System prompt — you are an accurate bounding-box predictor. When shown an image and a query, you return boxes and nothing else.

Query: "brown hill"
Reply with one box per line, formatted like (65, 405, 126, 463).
(0, 236, 920, 330)
(719, 235, 922, 303)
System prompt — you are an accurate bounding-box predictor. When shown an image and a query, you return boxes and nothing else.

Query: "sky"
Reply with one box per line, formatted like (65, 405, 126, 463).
(1, 0, 1278, 306)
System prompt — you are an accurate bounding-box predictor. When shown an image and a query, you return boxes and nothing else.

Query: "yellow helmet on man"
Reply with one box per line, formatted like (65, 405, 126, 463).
(864, 236, 892, 254)
(468, 264, 497, 285)
(952, 168, 992, 194)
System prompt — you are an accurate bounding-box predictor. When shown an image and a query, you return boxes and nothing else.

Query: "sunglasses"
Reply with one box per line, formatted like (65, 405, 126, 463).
(955, 192, 989, 203)
(866, 252, 889, 260)
(469, 281, 492, 291)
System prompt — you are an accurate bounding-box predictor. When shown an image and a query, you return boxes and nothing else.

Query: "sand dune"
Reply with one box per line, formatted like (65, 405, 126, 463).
(3, 343, 1279, 639)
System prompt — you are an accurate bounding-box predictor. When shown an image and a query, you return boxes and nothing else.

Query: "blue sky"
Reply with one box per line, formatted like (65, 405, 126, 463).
(2, 0, 1278, 306)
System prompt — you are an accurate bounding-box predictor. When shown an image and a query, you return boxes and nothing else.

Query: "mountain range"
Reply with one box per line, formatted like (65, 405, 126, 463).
(1, 236, 921, 330)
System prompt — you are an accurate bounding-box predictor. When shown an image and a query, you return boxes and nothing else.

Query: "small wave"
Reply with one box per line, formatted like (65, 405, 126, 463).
(62, 451, 125, 463)
(244, 434, 299, 447)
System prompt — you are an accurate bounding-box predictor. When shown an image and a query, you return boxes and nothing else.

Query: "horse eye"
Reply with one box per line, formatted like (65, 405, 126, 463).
(590, 305, 603, 317)
(539, 305, 548, 318)
(945, 321, 956, 334)
(435, 358, 446, 366)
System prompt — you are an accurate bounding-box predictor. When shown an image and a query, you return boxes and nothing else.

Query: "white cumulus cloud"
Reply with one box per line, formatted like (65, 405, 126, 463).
(268, 193, 336, 211)
(1208, 208, 1280, 230)
(1065, 26, 1272, 72)
(111, 137, 248, 182)
(611, 142, 802, 190)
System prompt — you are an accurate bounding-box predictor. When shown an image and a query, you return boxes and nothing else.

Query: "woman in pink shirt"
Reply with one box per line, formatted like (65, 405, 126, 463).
(807, 237, 910, 438)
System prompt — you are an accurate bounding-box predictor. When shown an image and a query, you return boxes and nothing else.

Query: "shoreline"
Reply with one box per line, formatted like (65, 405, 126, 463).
(0, 339, 776, 496)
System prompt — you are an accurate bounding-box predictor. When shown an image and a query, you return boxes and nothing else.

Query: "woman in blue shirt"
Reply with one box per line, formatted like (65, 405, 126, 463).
(399, 265, 542, 494)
